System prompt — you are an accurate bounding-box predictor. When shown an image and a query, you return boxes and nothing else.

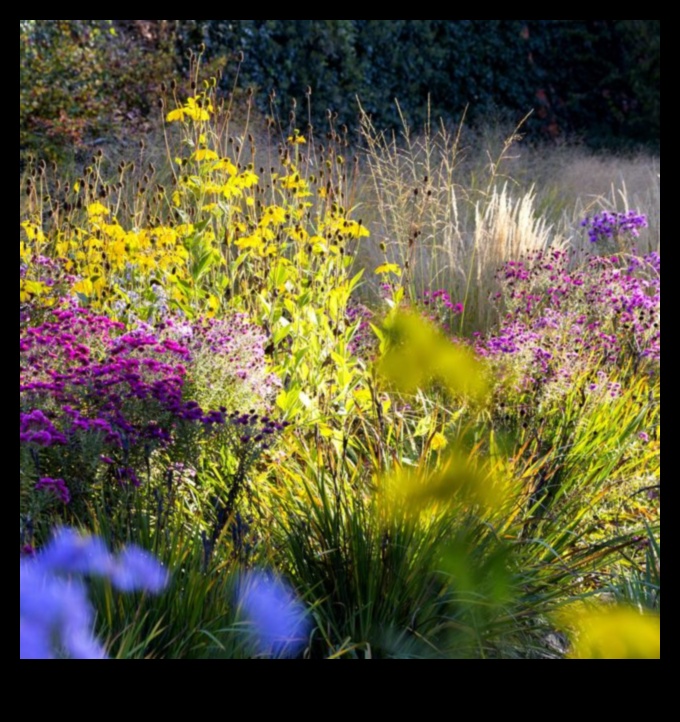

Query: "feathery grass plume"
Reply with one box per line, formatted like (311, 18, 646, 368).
(358, 103, 566, 335)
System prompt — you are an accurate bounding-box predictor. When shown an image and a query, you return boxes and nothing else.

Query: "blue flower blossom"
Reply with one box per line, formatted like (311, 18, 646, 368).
(20, 527, 169, 659)
(38, 527, 112, 576)
(20, 559, 107, 659)
(110, 546, 169, 593)
(237, 570, 310, 657)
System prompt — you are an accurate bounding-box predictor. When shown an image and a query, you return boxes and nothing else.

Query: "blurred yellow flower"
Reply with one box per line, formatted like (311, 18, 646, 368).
(166, 95, 212, 123)
(430, 432, 448, 451)
(375, 263, 401, 276)
(555, 603, 660, 659)
(87, 202, 109, 218)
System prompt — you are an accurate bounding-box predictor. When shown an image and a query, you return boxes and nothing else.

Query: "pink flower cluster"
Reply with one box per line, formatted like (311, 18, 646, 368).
(475, 249, 660, 395)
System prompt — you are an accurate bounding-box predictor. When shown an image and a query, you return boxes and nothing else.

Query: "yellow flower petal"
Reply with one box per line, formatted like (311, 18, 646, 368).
(375, 263, 401, 276)
(430, 432, 448, 451)
(166, 108, 185, 123)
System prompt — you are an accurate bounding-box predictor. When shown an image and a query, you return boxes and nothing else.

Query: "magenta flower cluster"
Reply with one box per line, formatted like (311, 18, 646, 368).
(222, 410, 290, 450)
(474, 248, 660, 396)
(21, 308, 214, 450)
(419, 289, 464, 334)
(35, 477, 71, 504)
(422, 289, 464, 314)
(20, 305, 288, 513)
(346, 300, 376, 360)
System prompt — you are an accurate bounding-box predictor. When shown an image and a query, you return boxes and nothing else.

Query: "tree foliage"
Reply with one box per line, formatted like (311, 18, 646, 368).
(179, 20, 659, 149)
(20, 20, 660, 159)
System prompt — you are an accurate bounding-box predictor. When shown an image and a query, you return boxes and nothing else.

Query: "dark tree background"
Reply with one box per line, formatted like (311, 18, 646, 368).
(21, 20, 660, 158)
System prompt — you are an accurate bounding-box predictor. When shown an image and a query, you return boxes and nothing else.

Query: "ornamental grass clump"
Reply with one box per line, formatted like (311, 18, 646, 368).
(358, 104, 564, 335)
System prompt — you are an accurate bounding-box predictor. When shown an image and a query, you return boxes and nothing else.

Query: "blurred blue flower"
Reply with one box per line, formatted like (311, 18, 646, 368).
(38, 527, 112, 576)
(237, 570, 310, 657)
(20, 560, 107, 659)
(110, 546, 169, 593)
(20, 527, 169, 659)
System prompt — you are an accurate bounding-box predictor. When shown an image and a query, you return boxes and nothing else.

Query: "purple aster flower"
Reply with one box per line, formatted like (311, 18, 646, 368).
(35, 477, 71, 504)
(582, 210, 648, 244)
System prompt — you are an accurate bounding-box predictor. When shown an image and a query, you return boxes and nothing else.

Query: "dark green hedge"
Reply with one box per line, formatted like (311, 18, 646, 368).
(21, 20, 659, 158)
(178, 19, 659, 150)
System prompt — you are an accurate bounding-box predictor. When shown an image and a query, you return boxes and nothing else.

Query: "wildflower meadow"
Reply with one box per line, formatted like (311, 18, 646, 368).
(20, 48, 660, 659)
